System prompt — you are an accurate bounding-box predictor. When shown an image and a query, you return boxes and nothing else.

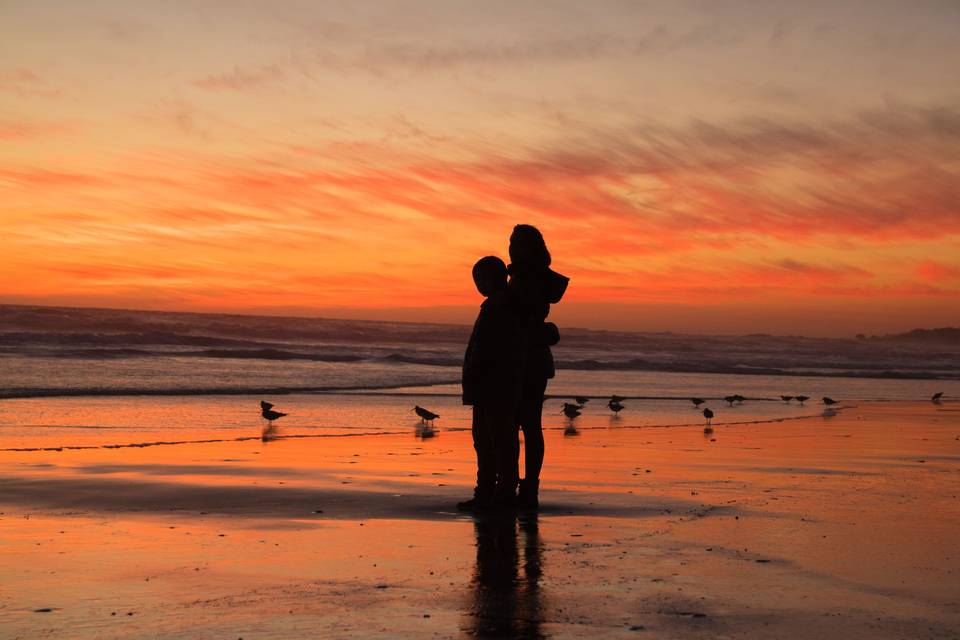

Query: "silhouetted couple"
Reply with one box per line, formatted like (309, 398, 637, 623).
(460, 225, 569, 511)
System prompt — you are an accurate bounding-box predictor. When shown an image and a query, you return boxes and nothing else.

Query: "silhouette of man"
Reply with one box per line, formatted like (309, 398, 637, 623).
(460, 256, 523, 510)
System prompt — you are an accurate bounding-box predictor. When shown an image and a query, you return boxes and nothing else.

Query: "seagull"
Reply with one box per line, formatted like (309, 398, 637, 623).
(260, 401, 287, 425)
(608, 400, 624, 414)
(781, 395, 794, 403)
(724, 395, 738, 407)
(610, 394, 626, 404)
(575, 396, 590, 405)
(414, 405, 440, 426)
(795, 395, 809, 405)
(562, 404, 582, 419)
(932, 392, 943, 403)
(691, 398, 705, 408)
(822, 397, 838, 407)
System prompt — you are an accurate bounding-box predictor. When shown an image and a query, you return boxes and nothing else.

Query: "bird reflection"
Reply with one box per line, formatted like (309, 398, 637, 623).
(415, 424, 436, 439)
(465, 514, 544, 639)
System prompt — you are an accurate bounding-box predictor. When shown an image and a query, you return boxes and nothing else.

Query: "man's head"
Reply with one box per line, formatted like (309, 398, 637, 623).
(472, 256, 508, 297)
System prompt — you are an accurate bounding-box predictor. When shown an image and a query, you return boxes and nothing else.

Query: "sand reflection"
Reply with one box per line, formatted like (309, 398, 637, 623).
(466, 514, 544, 639)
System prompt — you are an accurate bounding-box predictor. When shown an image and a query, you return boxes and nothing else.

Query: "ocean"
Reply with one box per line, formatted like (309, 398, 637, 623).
(1, 304, 957, 450)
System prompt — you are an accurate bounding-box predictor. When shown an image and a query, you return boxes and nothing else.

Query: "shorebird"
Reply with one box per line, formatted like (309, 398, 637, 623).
(795, 395, 809, 405)
(562, 404, 582, 419)
(733, 394, 745, 404)
(822, 397, 838, 407)
(691, 398, 705, 408)
(781, 395, 794, 403)
(414, 405, 440, 426)
(932, 392, 944, 403)
(608, 399, 624, 414)
(724, 395, 738, 407)
(703, 407, 714, 425)
(260, 401, 287, 425)
(575, 396, 590, 405)
(610, 394, 626, 404)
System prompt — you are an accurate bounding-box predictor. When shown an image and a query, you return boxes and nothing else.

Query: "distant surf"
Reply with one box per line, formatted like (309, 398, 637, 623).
(1, 304, 958, 403)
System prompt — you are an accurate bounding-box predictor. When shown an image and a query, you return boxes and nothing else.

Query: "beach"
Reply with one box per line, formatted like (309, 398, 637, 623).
(1, 399, 958, 639)
(4, 0, 960, 636)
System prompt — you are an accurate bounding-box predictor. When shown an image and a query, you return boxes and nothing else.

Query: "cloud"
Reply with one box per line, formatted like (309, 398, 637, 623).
(914, 260, 960, 282)
(0, 167, 102, 187)
(450, 103, 960, 241)
(0, 67, 59, 98)
(192, 64, 286, 91)
(2, 100, 958, 321)
(772, 259, 870, 278)
(97, 18, 159, 42)
(0, 119, 70, 141)
(329, 25, 744, 74)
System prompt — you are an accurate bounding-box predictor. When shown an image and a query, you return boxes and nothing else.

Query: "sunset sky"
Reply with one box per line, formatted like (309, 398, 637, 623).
(2, 1, 958, 336)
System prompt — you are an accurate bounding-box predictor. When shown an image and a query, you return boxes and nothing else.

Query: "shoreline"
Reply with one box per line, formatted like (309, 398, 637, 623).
(1, 407, 862, 453)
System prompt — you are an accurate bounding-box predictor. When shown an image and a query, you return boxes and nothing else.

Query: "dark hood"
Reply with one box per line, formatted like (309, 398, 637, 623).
(543, 268, 569, 304)
(508, 262, 569, 306)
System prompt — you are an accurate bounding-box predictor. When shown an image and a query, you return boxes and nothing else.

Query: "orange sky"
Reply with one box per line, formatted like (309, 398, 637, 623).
(2, 1, 959, 336)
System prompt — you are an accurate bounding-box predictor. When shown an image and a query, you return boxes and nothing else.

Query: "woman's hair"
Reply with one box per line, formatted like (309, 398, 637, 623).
(509, 224, 551, 268)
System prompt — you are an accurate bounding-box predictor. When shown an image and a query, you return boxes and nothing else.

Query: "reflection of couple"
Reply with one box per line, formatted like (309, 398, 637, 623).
(460, 225, 568, 511)
(464, 515, 543, 637)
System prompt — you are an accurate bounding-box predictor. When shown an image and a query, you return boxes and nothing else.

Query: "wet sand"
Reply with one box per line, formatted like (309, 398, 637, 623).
(1, 401, 958, 638)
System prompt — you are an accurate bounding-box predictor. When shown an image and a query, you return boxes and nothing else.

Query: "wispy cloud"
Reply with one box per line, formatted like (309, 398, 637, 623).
(350, 26, 740, 71)
(0, 118, 70, 141)
(914, 260, 960, 282)
(0, 67, 59, 98)
(192, 64, 286, 91)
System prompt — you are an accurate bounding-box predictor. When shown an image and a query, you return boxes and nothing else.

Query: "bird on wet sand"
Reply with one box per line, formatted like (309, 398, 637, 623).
(724, 395, 737, 407)
(702, 407, 714, 432)
(610, 394, 626, 404)
(691, 398, 705, 408)
(608, 399, 624, 414)
(414, 405, 440, 426)
(562, 404, 582, 419)
(575, 396, 590, 405)
(932, 392, 943, 403)
(260, 401, 287, 425)
(822, 397, 838, 407)
(795, 395, 809, 405)
(781, 395, 794, 403)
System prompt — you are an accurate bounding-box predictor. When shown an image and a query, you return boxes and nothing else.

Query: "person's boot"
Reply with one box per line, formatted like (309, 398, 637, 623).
(517, 478, 539, 510)
(457, 487, 495, 511)
(488, 481, 517, 511)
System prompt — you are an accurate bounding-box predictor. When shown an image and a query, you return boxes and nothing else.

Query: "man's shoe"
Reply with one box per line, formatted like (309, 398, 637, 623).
(457, 495, 494, 511)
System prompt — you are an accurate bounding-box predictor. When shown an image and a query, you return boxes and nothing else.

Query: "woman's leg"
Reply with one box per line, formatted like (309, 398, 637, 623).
(520, 378, 548, 484)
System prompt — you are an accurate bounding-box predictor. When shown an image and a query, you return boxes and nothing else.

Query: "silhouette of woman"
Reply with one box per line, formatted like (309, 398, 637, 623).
(508, 225, 568, 508)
